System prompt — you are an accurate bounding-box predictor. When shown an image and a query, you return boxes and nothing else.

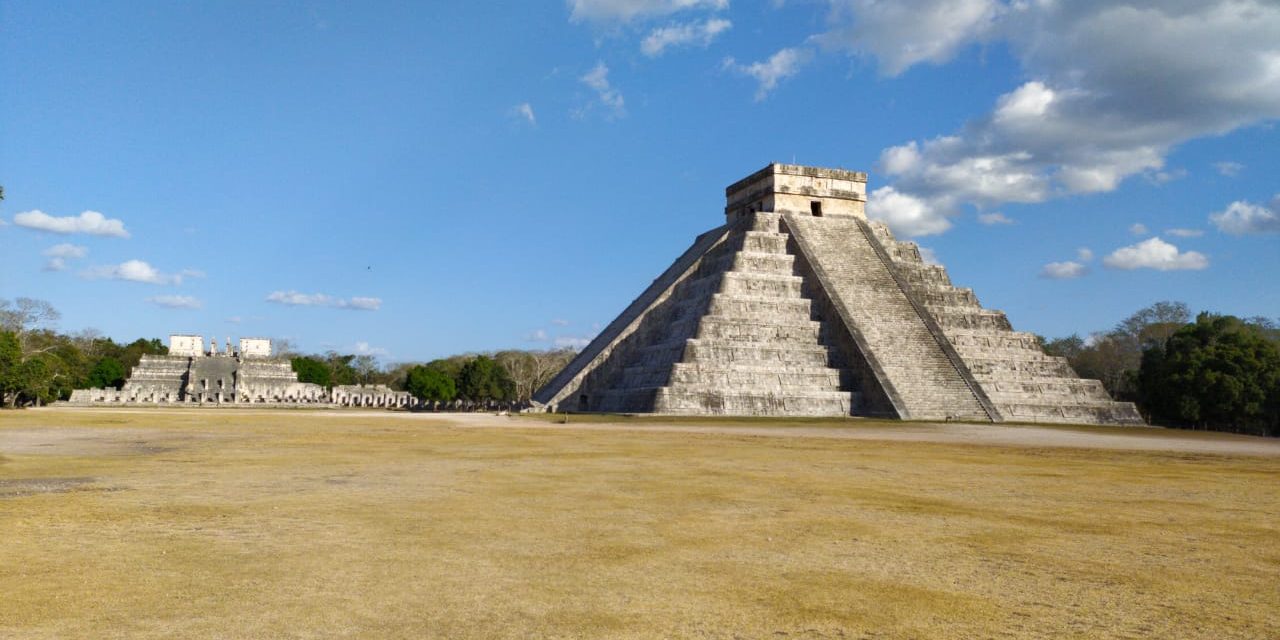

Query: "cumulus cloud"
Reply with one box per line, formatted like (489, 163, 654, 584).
(723, 47, 811, 100)
(1166, 228, 1204, 238)
(1129, 223, 1149, 236)
(81, 260, 194, 285)
(1103, 237, 1209, 271)
(641, 17, 730, 56)
(512, 102, 536, 125)
(43, 243, 88, 259)
(527, 328, 550, 342)
(1214, 161, 1244, 177)
(805, 1, 1280, 233)
(976, 212, 1013, 225)
(579, 62, 626, 118)
(1040, 261, 1088, 279)
(554, 335, 593, 350)
(353, 341, 389, 357)
(1076, 247, 1094, 262)
(817, 0, 1004, 76)
(1209, 196, 1280, 235)
(568, 0, 727, 25)
(147, 295, 202, 309)
(41, 243, 88, 271)
(13, 210, 129, 237)
(865, 185, 951, 237)
(916, 246, 940, 266)
(265, 290, 382, 311)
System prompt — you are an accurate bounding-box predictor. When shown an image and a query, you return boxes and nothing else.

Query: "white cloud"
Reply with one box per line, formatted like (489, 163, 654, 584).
(976, 212, 1013, 225)
(81, 259, 191, 285)
(512, 102, 536, 125)
(1103, 237, 1209, 271)
(42, 243, 88, 259)
(1214, 161, 1244, 177)
(527, 328, 550, 342)
(1129, 223, 1149, 236)
(265, 290, 382, 311)
(1166, 228, 1204, 238)
(147, 295, 202, 309)
(551, 318, 571, 327)
(816, 0, 1003, 76)
(13, 210, 129, 237)
(1144, 167, 1187, 185)
(554, 335, 592, 350)
(1040, 261, 1088, 279)
(353, 341, 389, 357)
(724, 47, 811, 100)
(579, 62, 626, 118)
(568, 0, 728, 25)
(808, 1, 1280, 232)
(1209, 196, 1280, 235)
(916, 246, 940, 265)
(865, 186, 951, 237)
(1076, 247, 1094, 262)
(40, 243, 89, 272)
(641, 17, 731, 56)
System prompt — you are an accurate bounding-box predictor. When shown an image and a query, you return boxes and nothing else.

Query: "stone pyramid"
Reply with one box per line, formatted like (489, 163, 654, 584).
(533, 164, 1142, 425)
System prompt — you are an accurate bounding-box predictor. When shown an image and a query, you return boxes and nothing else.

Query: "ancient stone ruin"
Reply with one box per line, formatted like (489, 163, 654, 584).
(533, 163, 1143, 425)
(69, 335, 416, 408)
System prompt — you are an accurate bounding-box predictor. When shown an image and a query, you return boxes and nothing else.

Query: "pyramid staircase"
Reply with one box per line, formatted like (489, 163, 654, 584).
(587, 213, 855, 416)
(864, 222, 1144, 425)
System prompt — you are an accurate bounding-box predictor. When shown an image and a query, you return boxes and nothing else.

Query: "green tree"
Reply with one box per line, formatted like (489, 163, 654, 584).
(0, 331, 21, 407)
(325, 352, 358, 386)
(86, 357, 127, 389)
(457, 355, 514, 402)
(1139, 313, 1280, 436)
(404, 362, 457, 403)
(291, 356, 333, 388)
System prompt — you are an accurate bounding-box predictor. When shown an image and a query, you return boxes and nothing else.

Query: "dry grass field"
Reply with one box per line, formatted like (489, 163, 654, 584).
(1, 408, 1277, 639)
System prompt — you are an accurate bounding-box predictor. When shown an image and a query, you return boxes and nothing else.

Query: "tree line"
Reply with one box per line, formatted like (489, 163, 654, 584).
(0, 297, 168, 407)
(1041, 301, 1280, 437)
(4, 295, 1277, 436)
(286, 348, 576, 406)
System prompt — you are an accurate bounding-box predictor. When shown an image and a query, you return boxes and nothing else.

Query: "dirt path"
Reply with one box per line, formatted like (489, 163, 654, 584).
(11, 407, 1279, 457)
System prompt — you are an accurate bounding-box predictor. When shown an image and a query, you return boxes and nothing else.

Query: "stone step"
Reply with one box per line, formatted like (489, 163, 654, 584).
(731, 251, 797, 275)
(946, 329, 1043, 351)
(653, 387, 853, 416)
(742, 231, 790, 255)
(683, 338, 835, 367)
(667, 364, 845, 390)
(912, 288, 980, 309)
(996, 401, 1144, 425)
(695, 316, 822, 343)
(705, 294, 814, 319)
(926, 306, 1013, 331)
(966, 357, 1076, 379)
(719, 271, 804, 298)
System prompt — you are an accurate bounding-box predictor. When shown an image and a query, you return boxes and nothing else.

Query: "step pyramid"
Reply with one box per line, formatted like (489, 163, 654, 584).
(534, 164, 1143, 425)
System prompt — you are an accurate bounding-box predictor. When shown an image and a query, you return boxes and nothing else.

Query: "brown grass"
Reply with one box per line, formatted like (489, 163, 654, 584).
(1, 409, 1277, 639)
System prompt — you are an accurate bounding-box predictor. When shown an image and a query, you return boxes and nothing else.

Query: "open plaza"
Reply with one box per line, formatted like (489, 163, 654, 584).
(2, 408, 1277, 639)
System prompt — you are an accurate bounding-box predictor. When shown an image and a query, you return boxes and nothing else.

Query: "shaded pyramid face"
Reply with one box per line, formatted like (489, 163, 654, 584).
(535, 165, 1143, 425)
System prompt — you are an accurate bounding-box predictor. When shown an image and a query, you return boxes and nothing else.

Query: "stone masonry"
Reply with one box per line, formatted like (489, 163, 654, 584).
(68, 335, 419, 409)
(533, 163, 1143, 425)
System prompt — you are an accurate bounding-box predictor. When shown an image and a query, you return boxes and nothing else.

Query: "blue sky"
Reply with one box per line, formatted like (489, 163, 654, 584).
(2, 1, 1277, 362)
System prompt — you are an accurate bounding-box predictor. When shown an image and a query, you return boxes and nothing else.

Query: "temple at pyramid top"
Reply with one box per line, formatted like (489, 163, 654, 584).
(533, 163, 1143, 425)
(725, 163, 868, 222)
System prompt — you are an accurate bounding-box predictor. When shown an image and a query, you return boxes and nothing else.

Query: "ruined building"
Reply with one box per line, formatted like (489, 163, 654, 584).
(69, 335, 415, 408)
(533, 164, 1143, 425)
